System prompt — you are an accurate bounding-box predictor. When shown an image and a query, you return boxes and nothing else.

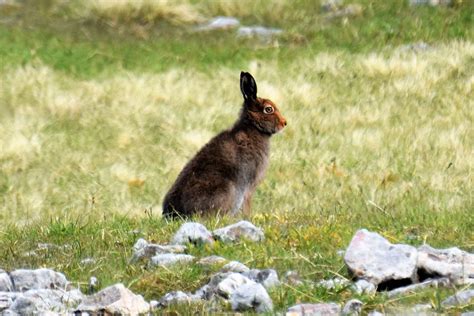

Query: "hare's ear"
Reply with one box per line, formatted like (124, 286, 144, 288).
(240, 72, 257, 101)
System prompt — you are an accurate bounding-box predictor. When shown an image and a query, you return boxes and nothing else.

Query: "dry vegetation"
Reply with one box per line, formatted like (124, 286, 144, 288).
(1, 41, 472, 223)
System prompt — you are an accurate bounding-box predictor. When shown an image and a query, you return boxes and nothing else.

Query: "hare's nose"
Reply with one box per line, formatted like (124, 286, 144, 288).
(283, 119, 287, 126)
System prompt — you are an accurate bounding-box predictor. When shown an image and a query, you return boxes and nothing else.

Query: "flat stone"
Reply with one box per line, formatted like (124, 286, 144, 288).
(409, 0, 452, 6)
(237, 26, 283, 40)
(221, 261, 250, 273)
(198, 255, 227, 266)
(172, 222, 214, 245)
(0, 272, 13, 292)
(368, 312, 384, 316)
(10, 269, 69, 291)
(417, 244, 474, 285)
(442, 289, 474, 307)
(150, 253, 195, 267)
(130, 243, 187, 263)
(344, 229, 417, 286)
(342, 299, 363, 315)
(287, 303, 341, 315)
(76, 283, 149, 315)
(461, 312, 474, 316)
(230, 283, 273, 313)
(387, 278, 450, 298)
(213, 221, 264, 243)
(195, 16, 240, 31)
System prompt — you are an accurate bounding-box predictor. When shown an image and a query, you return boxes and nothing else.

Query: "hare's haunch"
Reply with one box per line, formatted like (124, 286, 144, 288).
(162, 72, 287, 218)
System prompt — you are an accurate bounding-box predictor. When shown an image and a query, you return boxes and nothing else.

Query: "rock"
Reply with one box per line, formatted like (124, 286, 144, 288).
(221, 261, 250, 273)
(386, 304, 437, 316)
(255, 269, 280, 290)
(344, 229, 417, 286)
(0, 271, 13, 292)
(400, 41, 431, 52)
(7, 289, 84, 314)
(88, 276, 98, 294)
(352, 279, 376, 294)
(195, 16, 240, 31)
(441, 289, 474, 307)
(213, 221, 264, 243)
(237, 26, 283, 41)
(150, 253, 195, 267)
(76, 283, 149, 315)
(10, 269, 70, 291)
(387, 278, 450, 298)
(286, 303, 341, 315)
(409, 0, 452, 6)
(368, 311, 384, 316)
(417, 244, 474, 285)
(230, 283, 273, 313)
(172, 222, 214, 245)
(149, 299, 159, 310)
(342, 299, 363, 315)
(0, 292, 18, 311)
(158, 290, 200, 307)
(216, 273, 256, 298)
(130, 243, 187, 263)
(462, 312, 474, 316)
(321, 0, 343, 12)
(198, 255, 227, 266)
(132, 238, 148, 251)
(317, 278, 351, 290)
(283, 270, 303, 286)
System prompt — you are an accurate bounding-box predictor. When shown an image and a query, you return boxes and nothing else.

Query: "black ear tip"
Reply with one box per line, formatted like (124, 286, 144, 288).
(240, 71, 247, 78)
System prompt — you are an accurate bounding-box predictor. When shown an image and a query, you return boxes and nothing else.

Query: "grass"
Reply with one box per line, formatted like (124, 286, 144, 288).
(0, 0, 473, 314)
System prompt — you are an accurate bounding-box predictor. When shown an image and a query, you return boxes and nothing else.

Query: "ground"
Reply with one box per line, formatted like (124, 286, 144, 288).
(0, 0, 473, 314)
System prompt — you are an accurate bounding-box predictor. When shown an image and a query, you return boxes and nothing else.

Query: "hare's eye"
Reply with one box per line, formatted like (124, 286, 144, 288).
(263, 106, 274, 114)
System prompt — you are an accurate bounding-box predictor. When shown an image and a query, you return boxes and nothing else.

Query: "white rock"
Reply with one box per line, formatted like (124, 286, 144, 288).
(76, 283, 149, 315)
(352, 279, 376, 295)
(7, 289, 84, 314)
(442, 289, 474, 307)
(216, 273, 255, 298)
(158, 290, 200, 307)
(132, 238, 148, 251)
(230, 283, 273, 313)
(255, 269, 280, 289)
(417, 244, 474, 285)
(287, 303, 341, 315)
(130, 243, 187, 263)
(10, 269, 69, 291)
(0, 272, 13, 292)
(344, 229, 417, 286)
(172, 222, 214, 245)
(0, 292, 19, 311)
(283, 270, 303, 286)
(342, 299, 363, 315)
(237, 26, 282, 40)
(150, 253, 195, 267)
(195, 16, 240, 31)
(221, 261, 250, 273)
(368, 311, 384, 316)
(213, 221, 264, 242)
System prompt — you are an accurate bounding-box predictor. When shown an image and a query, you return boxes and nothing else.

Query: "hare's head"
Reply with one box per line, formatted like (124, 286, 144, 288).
(240, 72, 287, 135)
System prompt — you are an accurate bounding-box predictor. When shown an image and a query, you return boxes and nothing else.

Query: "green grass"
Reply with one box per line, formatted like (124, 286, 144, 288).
(0, 0, 473, 314)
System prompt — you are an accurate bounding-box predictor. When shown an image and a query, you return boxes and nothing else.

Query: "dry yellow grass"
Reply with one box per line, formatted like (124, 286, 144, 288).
(0, 41, 472, 224)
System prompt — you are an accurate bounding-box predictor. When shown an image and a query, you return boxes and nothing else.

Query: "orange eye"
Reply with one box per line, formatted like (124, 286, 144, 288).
(263, 106, 274, 114)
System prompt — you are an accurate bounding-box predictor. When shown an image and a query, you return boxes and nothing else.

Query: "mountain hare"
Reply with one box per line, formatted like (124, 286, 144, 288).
(163, 72, 286, 218)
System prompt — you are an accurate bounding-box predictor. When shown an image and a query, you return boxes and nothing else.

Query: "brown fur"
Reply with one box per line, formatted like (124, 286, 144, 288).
(162, 72, 286, 218)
